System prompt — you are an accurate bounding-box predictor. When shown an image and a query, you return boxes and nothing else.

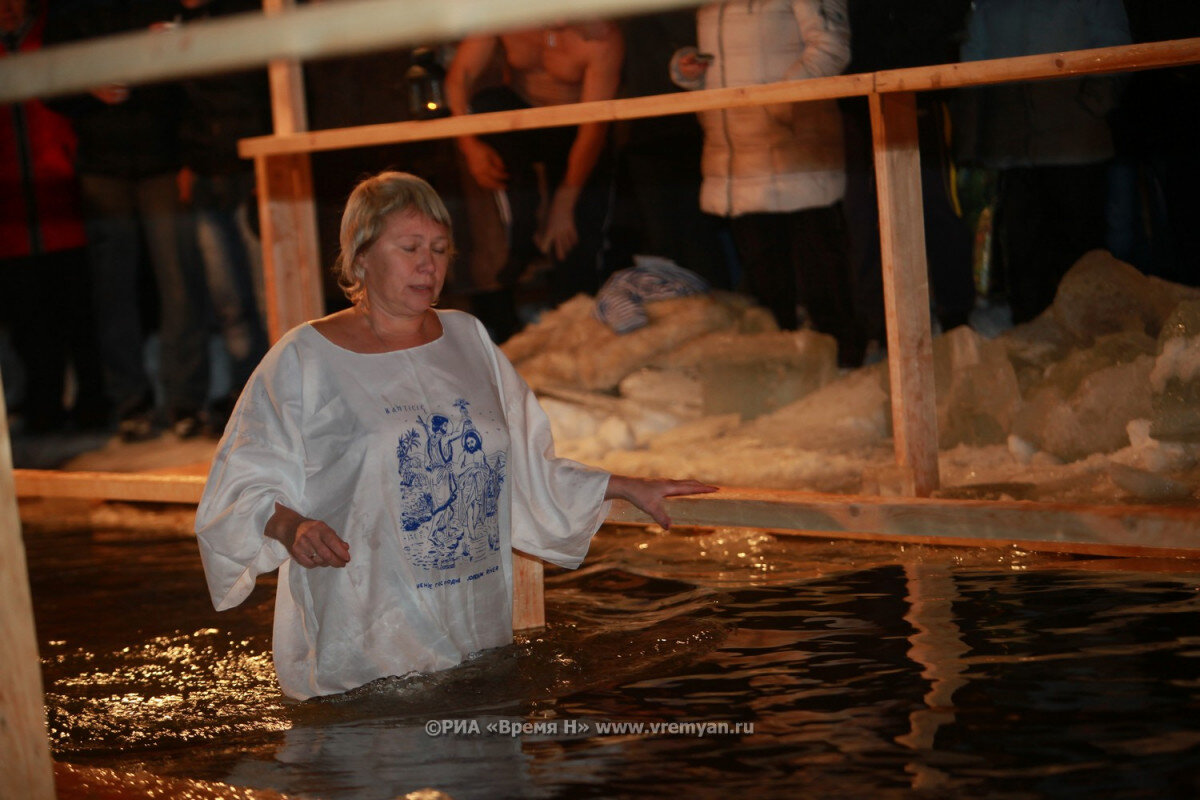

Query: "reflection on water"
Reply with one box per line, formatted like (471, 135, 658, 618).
(25, 522, 1200, 799)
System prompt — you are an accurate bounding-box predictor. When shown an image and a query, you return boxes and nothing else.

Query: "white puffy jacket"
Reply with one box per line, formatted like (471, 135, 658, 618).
(696, 0, 851, 217)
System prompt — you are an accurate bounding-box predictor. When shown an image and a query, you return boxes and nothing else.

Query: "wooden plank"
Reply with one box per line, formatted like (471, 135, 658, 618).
(254, 153, 324, 340)
(607, 489, 1200, 559)
(263, 0, 308, 138)
(875, 37, 1200, 94)
(13, 470, 206, 504)
(0, 0, 706, 104)
(239, 73, 875, 158)
(870, 91, 939, 496)
(257, 0, 322, 342)
(0, 379, 56, 800)
(16, 470, 1200, 558)
(512, 551, 546, 631)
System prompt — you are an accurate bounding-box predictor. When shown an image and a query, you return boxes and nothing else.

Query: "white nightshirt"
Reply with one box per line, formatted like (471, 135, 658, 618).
(195, 310, 611, 699)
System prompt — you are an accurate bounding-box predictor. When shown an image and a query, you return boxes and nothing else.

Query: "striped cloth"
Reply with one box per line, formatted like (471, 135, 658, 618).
(594, 256, 711, 334)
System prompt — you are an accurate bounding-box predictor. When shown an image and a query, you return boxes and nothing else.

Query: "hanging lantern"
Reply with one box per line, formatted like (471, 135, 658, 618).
(405, 47, 449, 120)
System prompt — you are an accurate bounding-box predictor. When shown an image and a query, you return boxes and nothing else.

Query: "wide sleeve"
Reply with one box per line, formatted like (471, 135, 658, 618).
(194, 341, 309, 611)
(785, 0, 852, 81)
(483, 323, 612, 569)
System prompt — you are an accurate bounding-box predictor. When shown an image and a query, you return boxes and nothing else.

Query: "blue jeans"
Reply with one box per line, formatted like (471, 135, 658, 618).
(80, 171, 210, 419)
(192, 171, 268, 392)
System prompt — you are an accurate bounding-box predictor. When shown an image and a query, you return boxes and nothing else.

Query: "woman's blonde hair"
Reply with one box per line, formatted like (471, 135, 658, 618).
(334, 171, 455, 306)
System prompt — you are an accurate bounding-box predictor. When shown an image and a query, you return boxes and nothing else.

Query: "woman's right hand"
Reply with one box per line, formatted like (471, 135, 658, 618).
(293, 518, 351, 569)
(267, 503, 351, 569)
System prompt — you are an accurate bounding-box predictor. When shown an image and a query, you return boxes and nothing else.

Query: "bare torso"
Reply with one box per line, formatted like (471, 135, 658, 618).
(498, 27, 592, 107)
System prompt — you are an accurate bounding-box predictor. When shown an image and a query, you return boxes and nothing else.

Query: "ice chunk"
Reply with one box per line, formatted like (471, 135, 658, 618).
(1050, 249, 1198, 345)
(932, 326, 1022, 447)
(1150, 300, 1200, 442)
(1012, 347, 1155, 462)
(741, 363, 891, 452)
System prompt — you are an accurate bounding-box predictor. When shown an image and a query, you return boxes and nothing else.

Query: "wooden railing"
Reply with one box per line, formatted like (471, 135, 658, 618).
(3, 9, 1199, 794)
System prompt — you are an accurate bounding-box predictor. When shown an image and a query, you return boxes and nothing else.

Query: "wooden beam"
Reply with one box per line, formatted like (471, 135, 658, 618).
(0, 0, 705, 104)
(870, 91, 939, 496)
(0, 379, 56, 800)
(263, 0, 308, 138)
(13, 470, 206, 503)
(874, 37, 1200, 94)
(607, 489, 1200, 559)
(16, 471, 1200, 559)
(239, 73, 875, 158)
(254, 153, 324, 340)
(512, 551, 545, 631)
(256, 0, 323, 342)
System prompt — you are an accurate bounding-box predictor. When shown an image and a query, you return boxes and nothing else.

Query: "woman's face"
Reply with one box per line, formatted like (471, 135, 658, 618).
(358, 210, 450, 318)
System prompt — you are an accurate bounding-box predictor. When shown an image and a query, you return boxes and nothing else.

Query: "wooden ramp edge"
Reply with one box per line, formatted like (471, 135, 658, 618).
(15, 470, 1200, 558)
(608, 488, 1200, 560)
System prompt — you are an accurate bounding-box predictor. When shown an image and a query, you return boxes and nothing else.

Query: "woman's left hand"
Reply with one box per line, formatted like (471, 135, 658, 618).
(605, 475, 718, 530)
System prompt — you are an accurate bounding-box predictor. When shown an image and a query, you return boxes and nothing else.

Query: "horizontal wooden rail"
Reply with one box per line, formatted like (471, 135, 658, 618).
(0, 0, 703, 104)
(237, 37, 1200, 159)
(13, 470, 206, 504)
(239, 73, 876, 157)
(16, 470, 1200, 558)
(875, 37, 1200, 93)
(608, 488, 1200, 559)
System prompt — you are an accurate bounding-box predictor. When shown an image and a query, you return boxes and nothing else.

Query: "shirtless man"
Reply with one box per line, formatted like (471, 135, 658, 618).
(446, 22, 624, 332)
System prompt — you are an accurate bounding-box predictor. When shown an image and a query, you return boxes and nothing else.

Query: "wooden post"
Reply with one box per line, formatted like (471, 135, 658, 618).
(257, 0, 322, 341)
(0, 374, 56, 800)
(869, 90, 939, 496)
(512, 550, 546, 631)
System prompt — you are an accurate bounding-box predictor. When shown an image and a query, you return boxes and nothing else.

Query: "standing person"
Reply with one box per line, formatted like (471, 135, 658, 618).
(953, 0, 1132, 324)
(0, 0, 108, 434)
(194, 171, 716, 700)
(46, 0, 212, 440)
(1111, 0, 1200, 285)
(676, 0, 861, 367)
(840, 0, 974, 350)
(609, 10, 731, 288)
(177, 0, 271, 431)
(445, 21, 624, 342)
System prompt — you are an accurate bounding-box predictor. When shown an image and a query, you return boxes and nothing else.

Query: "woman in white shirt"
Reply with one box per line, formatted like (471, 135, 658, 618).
(194, 171, 715, 699)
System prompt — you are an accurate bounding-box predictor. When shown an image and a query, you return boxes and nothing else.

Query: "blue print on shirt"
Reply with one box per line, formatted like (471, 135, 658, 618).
(395, 398, 504, 571)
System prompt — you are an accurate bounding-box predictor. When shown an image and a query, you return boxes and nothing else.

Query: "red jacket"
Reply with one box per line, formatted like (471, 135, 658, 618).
(0, 9, 87, 259)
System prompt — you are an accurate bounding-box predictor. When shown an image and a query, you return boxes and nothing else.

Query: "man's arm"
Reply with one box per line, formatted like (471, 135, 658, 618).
(537, 23, 624, 260)
(446, 34, 509, 189)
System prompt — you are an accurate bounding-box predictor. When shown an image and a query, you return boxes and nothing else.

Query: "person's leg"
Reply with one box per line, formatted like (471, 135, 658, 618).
(546, 135, 614, 302)
(1, 253, 68, 432)
(918, 97, 975, 331)
(730, 213, 798, 330)
(79, 172, 155, 427)
(194, 172, 269, 391)
(789, 204, 863, 368)
(467, 87, 540, 340)
(137, 172, 211, 434)
(622, 131, 730, 288)
(840, 97, 886, 348)
(57, 245, 110, 430)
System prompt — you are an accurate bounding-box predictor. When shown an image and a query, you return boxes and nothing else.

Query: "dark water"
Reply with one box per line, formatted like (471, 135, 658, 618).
(24, 521, 1200, 799)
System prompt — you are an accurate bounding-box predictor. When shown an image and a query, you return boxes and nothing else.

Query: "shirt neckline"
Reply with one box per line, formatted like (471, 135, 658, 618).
(304, 309, 448, 357)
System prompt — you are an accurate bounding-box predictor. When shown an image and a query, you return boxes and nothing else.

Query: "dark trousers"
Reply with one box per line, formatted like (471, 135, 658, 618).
(192, 171, 268, 393)
(0, 248, 107, 431)
(80, 172, 210, 419)
(471, 86, 614, 303)
(611, 125, 732, 289)
(996, 163, 1109, 324)
(842, 95, 975, 342)
(730, 204, 861, 367)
